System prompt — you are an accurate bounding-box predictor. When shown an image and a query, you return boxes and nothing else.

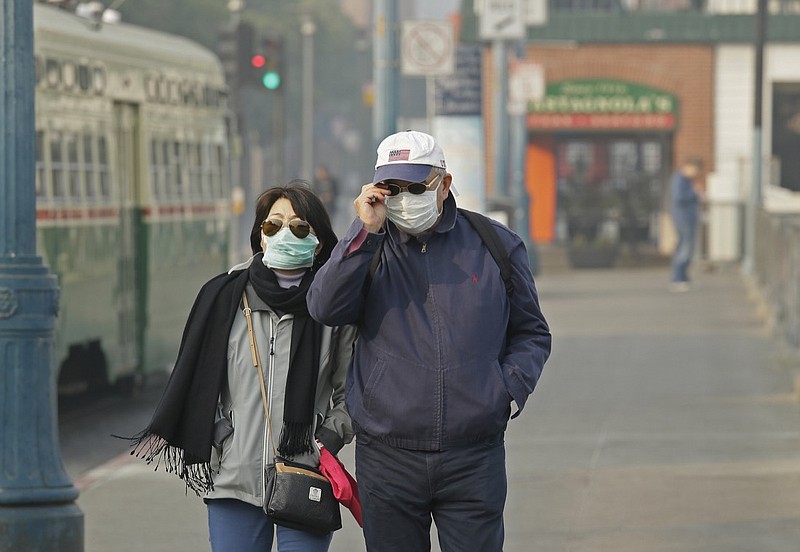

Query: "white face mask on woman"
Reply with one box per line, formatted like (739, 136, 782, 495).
(385, 189, 441, 235)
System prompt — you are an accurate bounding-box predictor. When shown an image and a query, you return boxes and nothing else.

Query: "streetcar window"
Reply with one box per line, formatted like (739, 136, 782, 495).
(181, 81, 195, 106)
(189, 143, 203, 199)
(66, 133, 81, 199)
(175, 141, 186, 198)
(162, 142, 174, 197)
(36, 131, 46, 199)
(63, 62, 77, 91)
(150, 140, 166, 199)
(97, 135, 110, 200)
(209, 144, 222, 199)
(35, 56, 44, 87)
(78, 65, 91, 92)
(84, 134, 97, 200)
(92, 67, 106, 95)
(50, 132, 66, 200)
(46, 59, 62, 88)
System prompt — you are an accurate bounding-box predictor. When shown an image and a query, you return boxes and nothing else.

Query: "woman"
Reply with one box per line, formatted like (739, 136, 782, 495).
(130, 182, 356, 552)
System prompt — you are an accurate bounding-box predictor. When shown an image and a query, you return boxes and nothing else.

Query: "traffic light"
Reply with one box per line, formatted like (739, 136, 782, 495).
(236, 22, 258, 88)
(252, 36, 283, 91)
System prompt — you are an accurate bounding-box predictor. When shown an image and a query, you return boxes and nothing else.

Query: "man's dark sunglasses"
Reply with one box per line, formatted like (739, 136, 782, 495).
(261, 218, 311, 239)
(378, 173, 442, 196)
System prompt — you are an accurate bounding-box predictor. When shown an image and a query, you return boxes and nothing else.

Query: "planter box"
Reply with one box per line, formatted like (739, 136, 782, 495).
(567, 243, 619, 269)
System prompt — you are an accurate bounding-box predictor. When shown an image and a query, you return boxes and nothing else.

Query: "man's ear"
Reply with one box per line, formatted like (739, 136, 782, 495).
(441, 173, 453, 199)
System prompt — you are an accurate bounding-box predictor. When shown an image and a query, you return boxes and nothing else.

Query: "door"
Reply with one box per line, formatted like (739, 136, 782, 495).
(114, 102, 145, 380)
(554, 133, 671, 249)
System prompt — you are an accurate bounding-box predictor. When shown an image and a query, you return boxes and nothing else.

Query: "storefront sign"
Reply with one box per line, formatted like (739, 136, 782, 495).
(528, 79, 678, 131)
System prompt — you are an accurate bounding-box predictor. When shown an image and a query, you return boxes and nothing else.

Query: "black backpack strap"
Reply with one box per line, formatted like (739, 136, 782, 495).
(368, 239, 383, 281)
(458, 208, 514, 296)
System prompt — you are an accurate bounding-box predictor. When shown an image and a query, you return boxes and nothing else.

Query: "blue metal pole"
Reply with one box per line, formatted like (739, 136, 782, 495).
(372, 0, 398, 147)
(743, 0, 766, 275)
(510, 43, 538, 274)
(492, 40, 509, 199)
(0, 1, 83, 549)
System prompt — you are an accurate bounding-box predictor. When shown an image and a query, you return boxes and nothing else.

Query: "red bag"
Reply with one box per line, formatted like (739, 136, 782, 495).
(318, 448, 362, 527)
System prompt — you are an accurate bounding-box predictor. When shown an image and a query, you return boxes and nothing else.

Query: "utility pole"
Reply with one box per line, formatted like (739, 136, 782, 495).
(492, 40, 510, 201)
(373, 0, 398, 147)
(0, 1, 83, 549)
(301, 15, 317, 182)
(744, 0, 767, 275)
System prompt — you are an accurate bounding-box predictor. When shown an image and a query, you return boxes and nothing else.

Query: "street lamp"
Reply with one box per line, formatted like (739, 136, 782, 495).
(301, 16, 316, 182)
(0, 1, 83, 549)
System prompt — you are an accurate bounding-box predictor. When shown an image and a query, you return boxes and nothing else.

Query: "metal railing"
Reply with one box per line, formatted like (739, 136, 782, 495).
(754, 210, 800, 348)
(550, 0, 800, 13)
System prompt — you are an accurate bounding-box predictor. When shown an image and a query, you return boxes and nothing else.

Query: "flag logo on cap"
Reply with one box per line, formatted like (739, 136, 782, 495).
(388, 149, 410, 162)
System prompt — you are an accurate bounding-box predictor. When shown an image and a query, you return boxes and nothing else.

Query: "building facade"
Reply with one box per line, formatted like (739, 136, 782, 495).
(461, 0, 800, 263)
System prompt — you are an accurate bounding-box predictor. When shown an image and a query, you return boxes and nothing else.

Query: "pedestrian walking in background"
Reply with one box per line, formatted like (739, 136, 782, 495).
(313, 164, 340, 220)
(128, 182, 356, 552)
(669, 158, 703, 291)
(307, 130, 552, 552)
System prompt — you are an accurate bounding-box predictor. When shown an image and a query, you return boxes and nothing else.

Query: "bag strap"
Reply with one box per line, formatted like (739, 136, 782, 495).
(366, 209, 514, 296)
(242, 291, 277, 456)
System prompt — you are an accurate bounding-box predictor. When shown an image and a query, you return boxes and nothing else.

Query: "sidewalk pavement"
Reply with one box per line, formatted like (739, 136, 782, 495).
(73, 264, 800, 552)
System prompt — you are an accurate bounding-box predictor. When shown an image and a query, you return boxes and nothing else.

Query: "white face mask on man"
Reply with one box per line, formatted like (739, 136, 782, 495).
(385, 190, 441, 234)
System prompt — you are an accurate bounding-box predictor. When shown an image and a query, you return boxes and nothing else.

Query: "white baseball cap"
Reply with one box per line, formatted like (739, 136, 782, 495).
(373, 130, 447, 184)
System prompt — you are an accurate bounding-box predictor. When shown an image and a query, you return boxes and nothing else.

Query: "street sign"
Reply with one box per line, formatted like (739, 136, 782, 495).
(526, 0, 548, 26)
(435, 44, 483, 116)
(508, 61, 545, 116)
(401, 20, 455, 77)
(479, 0, 525, 40)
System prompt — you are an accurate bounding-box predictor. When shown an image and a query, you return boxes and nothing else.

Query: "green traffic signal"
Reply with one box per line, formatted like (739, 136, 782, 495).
(262, 70, 280, 90)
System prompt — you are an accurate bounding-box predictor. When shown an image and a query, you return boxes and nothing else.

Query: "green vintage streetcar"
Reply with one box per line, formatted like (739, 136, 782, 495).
(33, 3, 233, 395)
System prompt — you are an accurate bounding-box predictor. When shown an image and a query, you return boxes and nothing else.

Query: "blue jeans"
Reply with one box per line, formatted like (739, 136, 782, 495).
(671, 215, 697, 283)
(207, 498, 333, 552)
(355, 433, 507, 552)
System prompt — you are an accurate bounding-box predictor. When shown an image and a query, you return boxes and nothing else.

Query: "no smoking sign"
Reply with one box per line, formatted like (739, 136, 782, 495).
(401, 20, 455, 77)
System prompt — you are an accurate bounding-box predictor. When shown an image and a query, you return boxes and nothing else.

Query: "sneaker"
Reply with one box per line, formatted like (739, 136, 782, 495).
(669, 281, 691, 293)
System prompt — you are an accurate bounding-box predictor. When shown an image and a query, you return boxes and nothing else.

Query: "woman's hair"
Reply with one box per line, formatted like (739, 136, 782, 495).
(249, 180, 337, 266)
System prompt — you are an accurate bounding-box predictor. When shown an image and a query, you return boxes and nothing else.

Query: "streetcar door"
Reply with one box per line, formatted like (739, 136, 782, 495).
(113, 102, 145, 383)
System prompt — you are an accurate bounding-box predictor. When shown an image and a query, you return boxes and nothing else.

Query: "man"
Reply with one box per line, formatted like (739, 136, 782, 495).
(669, 158, 703, 291)
(307, 130, 551, 551)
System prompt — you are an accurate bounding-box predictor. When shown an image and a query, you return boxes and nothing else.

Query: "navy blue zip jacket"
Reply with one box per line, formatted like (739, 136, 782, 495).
(307, 195, 552, 451)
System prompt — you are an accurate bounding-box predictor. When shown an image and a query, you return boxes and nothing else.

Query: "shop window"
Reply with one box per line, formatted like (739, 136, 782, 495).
(772, 83, 800, 192)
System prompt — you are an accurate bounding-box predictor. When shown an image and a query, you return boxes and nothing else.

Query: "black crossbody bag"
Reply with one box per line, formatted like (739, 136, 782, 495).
(242, 292, 342, 536)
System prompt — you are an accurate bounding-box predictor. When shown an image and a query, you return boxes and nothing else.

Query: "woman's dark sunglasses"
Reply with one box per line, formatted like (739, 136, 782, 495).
(261, 218, 311, 239)
(378, 173, 442, 196)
